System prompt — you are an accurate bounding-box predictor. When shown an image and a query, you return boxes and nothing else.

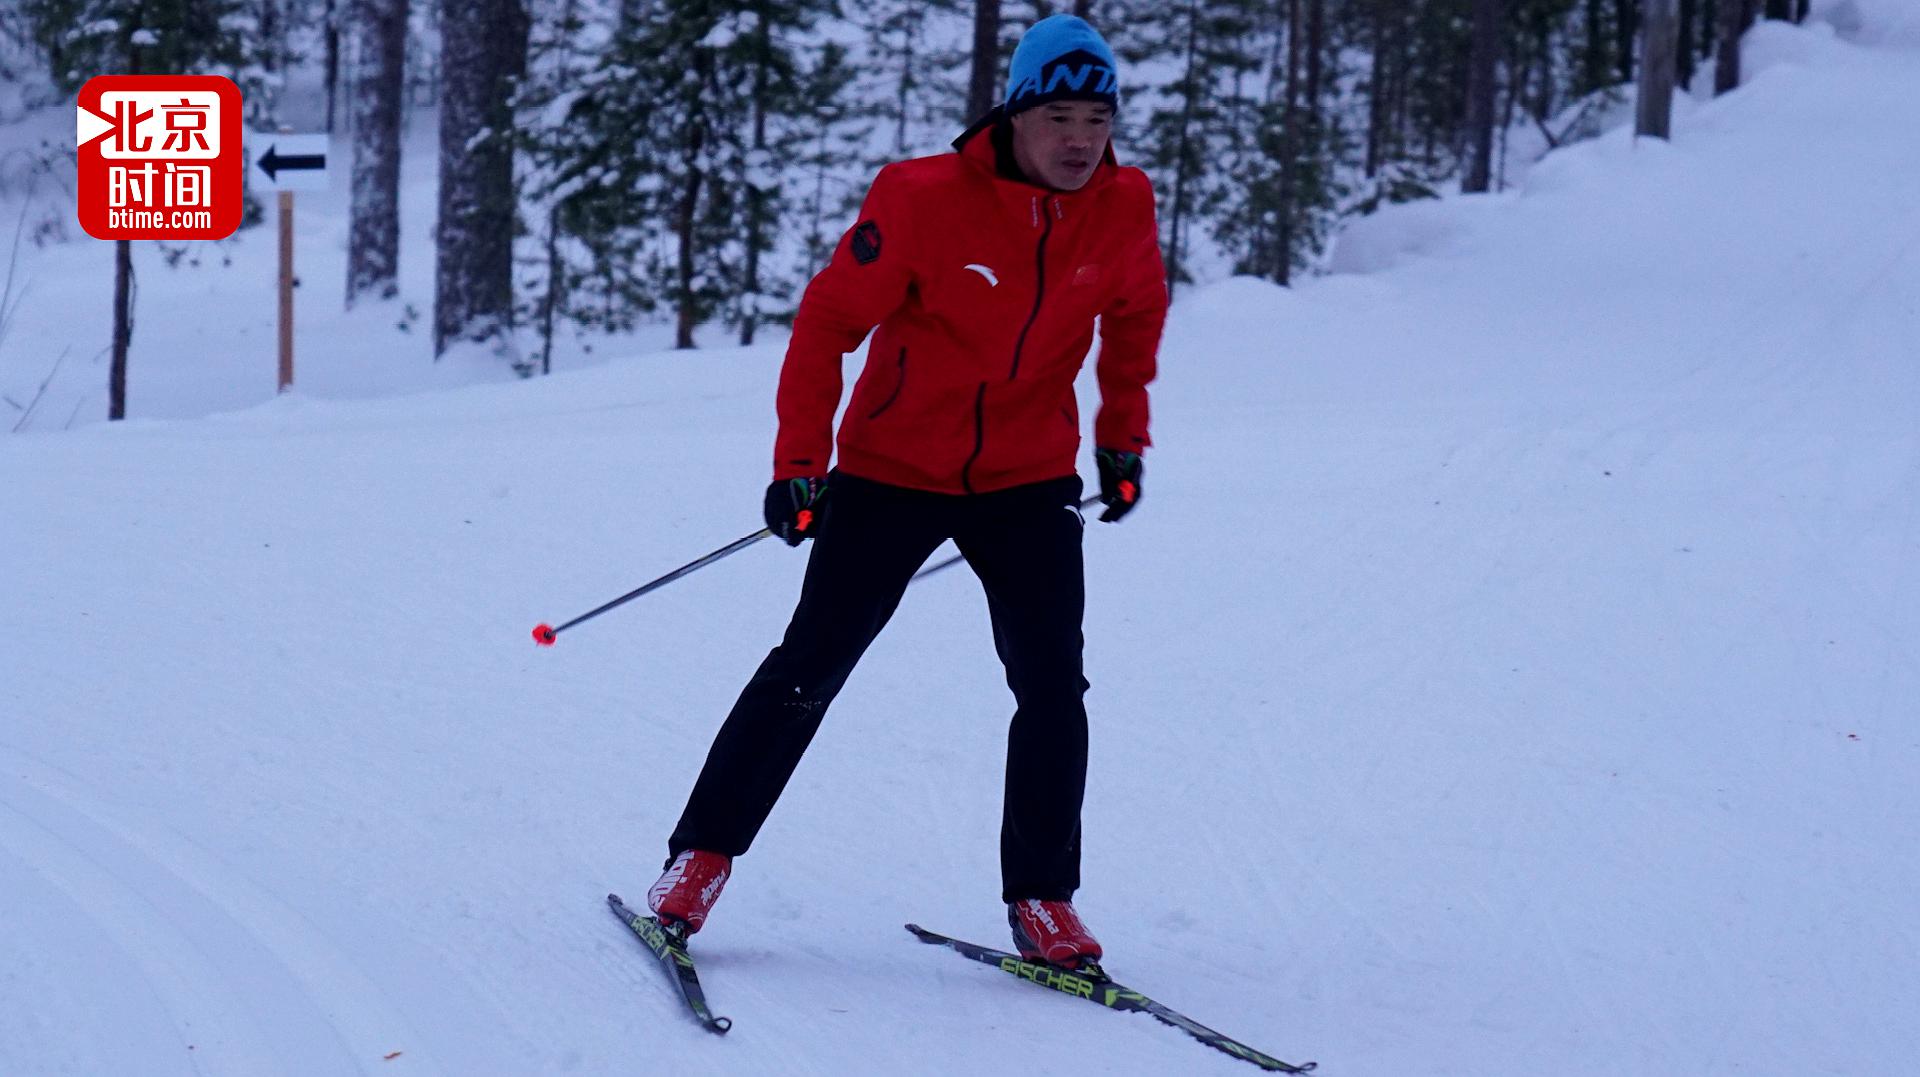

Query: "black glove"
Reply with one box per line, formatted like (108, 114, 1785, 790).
(1094, 448, 1143, 523)
(764, 476, 827, 546)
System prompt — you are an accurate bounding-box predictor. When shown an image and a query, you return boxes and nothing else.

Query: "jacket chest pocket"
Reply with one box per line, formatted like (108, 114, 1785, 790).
(866, 346, 909, 420)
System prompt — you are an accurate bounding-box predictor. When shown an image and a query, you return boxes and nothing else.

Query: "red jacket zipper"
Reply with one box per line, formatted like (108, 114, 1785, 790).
(965, 197, 1056, 494)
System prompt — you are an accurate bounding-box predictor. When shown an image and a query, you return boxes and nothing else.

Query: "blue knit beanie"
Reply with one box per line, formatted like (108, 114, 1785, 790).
(1004, 15, 1119, 117)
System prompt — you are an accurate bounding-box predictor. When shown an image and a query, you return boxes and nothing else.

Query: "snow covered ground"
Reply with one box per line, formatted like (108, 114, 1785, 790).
(4, 7, 1918, 1075)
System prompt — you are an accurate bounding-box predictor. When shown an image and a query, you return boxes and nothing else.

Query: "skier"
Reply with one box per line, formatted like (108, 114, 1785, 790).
(647, 14, 1166, 971)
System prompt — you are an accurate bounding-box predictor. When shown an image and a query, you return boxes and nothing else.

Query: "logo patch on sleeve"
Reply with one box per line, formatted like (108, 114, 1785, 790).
(850, 220, 882, 265)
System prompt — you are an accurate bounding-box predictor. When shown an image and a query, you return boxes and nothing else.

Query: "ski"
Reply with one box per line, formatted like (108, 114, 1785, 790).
(906, 923, 1314, 1073)
(607, 893, 732, 1034)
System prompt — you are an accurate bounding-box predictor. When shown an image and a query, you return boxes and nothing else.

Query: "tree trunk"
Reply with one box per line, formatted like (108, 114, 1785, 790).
(1363, 4, 1386, 177)
(540, 206, 560, 376)
(1616, 0, 1639, 83)
(1497, 36, 1522, 190)
(262, 1, 281, 73)
(1370, 1, 1410, 177)
(968, 0, 1001, 123)
(741, 11, 770, 347)
(110, 30, 140, 421)
(675, 47, 711, 351)
(895, 8, 916, 153)
(1636, 0, 1677, 138)
(1763, 0, 1791, 19)
(325, 0, 342, 132)
(1166, 0, 1199, 295)
(347, 0, 408, 306)
(433, 0, 527, 355)
(255, 0, 287, 124)
(806, 124, 831, 268)
(1305, 0, 1324, 121)
(1678, 0, 1696, 87)
(1462, 0, 1502, 193)
(109, 239, 131, 421)
(1275, 0, 1301, 286)
(1582, 0, 1610, 94)
(1714, 0, 1751, 95)
(1533, 22, 1556, 118)
(1392, 17, 1411, 163)
(1700, 0, 1717, 72)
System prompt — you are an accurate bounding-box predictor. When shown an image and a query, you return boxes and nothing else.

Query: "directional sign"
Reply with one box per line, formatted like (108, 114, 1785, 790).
(251, 133, 329, 191)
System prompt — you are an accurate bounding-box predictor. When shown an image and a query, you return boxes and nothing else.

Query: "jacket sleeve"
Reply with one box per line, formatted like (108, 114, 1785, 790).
(1093, 178, 1167, 455)
(773, 166, 918, 479)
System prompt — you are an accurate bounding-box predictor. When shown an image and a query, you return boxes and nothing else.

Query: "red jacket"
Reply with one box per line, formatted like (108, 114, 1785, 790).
(773, 119, 1167, 494)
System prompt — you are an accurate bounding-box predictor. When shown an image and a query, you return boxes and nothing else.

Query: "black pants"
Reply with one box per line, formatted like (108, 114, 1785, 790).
(667, 471, 1090, 903)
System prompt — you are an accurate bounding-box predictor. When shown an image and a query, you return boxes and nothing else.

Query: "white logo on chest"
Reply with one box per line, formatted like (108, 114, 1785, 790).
(963, 263, 999, 287)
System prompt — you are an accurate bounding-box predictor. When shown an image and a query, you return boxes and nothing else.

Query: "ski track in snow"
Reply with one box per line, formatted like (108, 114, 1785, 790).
(0, 745, 428, 1075)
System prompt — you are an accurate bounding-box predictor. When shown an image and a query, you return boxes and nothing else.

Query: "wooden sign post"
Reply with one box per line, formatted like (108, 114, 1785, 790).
(251, 131, 331, 393)
(279, 188, 293, 390)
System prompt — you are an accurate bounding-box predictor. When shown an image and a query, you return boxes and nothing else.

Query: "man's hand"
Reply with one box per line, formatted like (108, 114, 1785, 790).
(764, 477, 827, 545)
(1094, 448, 1143, 523)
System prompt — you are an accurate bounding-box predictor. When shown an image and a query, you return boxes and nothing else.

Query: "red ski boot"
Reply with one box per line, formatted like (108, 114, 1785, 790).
(647, 849, 730, 933)
(1008, 899, 1103, 969)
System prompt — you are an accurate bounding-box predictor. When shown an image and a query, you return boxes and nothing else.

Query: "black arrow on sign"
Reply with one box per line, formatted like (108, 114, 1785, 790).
(255, 144, 325, 181)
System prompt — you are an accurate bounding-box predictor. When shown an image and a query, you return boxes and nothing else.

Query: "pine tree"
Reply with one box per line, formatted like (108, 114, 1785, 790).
(323, 0, 343, 129)
(517, 1, 735, 350)
(22, 0, 251, 92)
(433, 0, 527, 356)
(346, 0, 407, 306)
(19, 0, 261, 420)
(1615, 0, 1637, 82)
(791, 72, 876, 274)
(1635, 0, 1675, 138)
(1575, 0, 1612, 95)
(516, 0, 666, 344)
(1289, 0, 1349, 267)
(1461, 0, 1502, 192)
(968, 0, 1002, 123)
(1111, 0, 1261, 292)
(1714, 0, 1753, 94)
(857, 0, 970, 157)
(517, 0, 862, 354)
(1205, 0, 1346, 284)
(730, 1, 861, 344)
(514, 0, 611, 370)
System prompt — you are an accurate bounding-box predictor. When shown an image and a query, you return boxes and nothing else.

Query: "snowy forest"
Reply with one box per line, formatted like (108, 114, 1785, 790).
(4, 0, 1816, 392)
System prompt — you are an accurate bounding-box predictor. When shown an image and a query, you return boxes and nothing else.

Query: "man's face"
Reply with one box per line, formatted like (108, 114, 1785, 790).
(1009, 101, 1114, 191)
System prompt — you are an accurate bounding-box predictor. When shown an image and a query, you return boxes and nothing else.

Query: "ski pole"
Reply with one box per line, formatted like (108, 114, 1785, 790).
(910, 494, 1104, 581)
(533, 528, 773, 646)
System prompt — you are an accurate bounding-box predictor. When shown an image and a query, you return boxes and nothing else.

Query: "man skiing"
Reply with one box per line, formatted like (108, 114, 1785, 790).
(647, 13, 1166, 971)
